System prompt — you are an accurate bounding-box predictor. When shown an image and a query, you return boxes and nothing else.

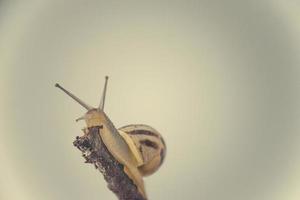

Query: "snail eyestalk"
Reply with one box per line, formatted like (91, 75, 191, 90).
(76, 116, 85, 122)
(55, 83, 93, 110)
(98, 76, 109, 111)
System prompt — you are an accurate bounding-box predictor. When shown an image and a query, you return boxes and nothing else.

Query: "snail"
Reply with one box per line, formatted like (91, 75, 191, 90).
(55, 76, 166, 199)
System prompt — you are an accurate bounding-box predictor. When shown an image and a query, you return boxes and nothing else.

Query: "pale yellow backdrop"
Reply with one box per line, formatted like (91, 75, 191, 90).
(1, 1, 300, 200)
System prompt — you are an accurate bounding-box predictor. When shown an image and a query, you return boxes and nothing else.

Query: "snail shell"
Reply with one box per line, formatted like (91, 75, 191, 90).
(118, 124, 166, 176)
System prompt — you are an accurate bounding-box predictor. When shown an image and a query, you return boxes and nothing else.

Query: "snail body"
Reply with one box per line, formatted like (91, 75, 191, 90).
(55, 77, 166, 199)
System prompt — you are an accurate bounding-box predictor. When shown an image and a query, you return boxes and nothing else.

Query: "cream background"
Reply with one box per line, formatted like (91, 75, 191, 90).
(0, 1, 300, 200)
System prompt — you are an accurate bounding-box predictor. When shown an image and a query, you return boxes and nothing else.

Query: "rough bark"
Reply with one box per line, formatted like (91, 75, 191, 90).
(73, 126, 146, 200)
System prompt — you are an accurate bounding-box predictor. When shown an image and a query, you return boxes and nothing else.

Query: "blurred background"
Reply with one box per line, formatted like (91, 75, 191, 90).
(0, 1, 299, 200)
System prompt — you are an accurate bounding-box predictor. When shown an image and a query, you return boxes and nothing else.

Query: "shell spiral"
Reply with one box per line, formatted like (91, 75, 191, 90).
(118, 124, 166, 176)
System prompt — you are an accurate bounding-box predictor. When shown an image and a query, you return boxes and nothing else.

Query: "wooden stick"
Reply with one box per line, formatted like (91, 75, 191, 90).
(73, 126, 146, 200)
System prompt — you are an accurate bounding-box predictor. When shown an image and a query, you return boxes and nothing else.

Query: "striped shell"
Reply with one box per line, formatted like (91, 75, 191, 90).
(118, 124, 166, 176)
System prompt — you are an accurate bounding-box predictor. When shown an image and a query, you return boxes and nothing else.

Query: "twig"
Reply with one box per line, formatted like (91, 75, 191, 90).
(73, 126, 146, 200)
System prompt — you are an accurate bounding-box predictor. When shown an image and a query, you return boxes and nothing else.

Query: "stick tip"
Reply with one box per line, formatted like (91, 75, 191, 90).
(55, 83, 60, 87)
(105, 76, 109, 80)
